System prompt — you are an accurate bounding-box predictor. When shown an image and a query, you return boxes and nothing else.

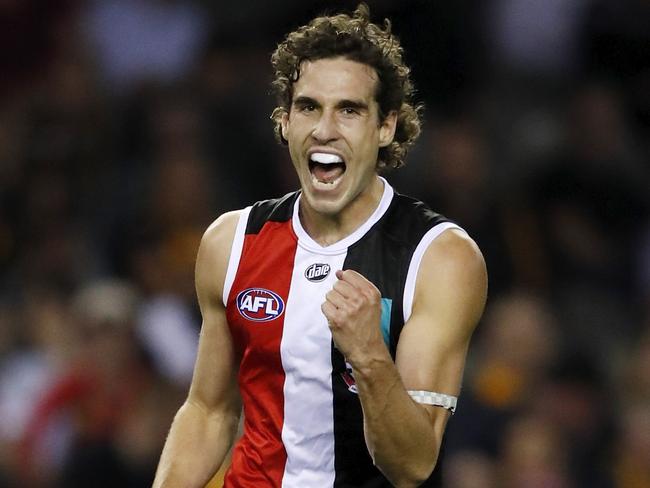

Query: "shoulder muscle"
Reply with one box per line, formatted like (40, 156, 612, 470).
(195, 210, 243, 311)
(414, 228, 487, 342)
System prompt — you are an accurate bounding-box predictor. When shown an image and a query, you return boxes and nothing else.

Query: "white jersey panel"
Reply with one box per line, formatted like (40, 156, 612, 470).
(280, 246, 347, 488)
(402, 222, 465, 323)
(222, 206, 252, 306)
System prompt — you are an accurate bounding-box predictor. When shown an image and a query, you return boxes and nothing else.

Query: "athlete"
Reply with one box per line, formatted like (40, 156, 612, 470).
(153, 4, 487, 487)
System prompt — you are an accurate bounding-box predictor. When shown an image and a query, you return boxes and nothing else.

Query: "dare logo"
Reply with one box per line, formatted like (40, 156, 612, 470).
(236, 288, 285, 322)
(304, 263, 331, 282)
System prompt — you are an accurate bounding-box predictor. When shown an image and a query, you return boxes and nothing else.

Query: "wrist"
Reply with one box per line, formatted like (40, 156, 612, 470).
(347, 344, 393, 381)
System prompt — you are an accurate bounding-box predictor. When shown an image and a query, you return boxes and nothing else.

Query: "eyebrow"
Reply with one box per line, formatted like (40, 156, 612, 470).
(292, 96, 319, 108)
(336, 99, 369, 111)
(292, 96, 369, 112)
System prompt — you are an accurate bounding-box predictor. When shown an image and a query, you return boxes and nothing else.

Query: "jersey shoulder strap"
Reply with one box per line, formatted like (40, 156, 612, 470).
(245, 191, 298, 235)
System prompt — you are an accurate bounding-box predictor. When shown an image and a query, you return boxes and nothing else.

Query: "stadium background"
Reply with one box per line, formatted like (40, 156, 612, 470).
(1, 1, 649, 486)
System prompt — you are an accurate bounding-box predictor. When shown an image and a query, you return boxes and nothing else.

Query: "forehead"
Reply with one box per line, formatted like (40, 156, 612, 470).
(293, 57, 379, 103)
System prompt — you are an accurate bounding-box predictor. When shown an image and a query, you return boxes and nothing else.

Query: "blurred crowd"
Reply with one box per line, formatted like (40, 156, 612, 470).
(0, 1, 649, 487)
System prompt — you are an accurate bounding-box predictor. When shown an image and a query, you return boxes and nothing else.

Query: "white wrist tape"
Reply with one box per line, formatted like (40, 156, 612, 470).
(407, 390, 457, 414)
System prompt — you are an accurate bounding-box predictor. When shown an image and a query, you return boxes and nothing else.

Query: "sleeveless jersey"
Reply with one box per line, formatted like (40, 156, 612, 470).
(222, 180, 461, 487)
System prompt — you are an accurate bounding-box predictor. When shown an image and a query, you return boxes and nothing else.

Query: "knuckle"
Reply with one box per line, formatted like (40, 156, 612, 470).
(368, 288, 381, 303)
(349, 297, 362, 311)
(357, 291, 370, 304)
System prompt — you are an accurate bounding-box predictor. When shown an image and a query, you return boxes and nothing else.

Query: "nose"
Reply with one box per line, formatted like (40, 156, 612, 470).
(311, 110, 339, 143)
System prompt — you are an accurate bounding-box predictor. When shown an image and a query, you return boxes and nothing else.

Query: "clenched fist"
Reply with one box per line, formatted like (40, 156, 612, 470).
(321, 269, 387, 368)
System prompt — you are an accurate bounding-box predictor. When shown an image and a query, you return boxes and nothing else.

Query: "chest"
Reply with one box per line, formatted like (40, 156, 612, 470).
(225, 221, 411, 362)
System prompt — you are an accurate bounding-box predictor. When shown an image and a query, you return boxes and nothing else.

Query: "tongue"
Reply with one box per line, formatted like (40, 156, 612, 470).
(312, 163, 344, 183)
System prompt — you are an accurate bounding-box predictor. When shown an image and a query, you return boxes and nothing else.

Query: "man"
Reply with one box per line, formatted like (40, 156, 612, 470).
(153, 4, 487, 487)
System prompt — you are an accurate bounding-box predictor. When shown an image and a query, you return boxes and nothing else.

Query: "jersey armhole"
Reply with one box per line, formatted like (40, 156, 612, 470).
(402, 222, 465, 323)
(222, 206, 252, 307)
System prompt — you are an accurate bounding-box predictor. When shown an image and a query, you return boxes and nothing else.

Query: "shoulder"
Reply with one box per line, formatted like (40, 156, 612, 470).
(197, 190, 299, 271)
(420, 228, 487, 303)
(424, 228, 485, 278)
(414, 228, 487, 339)
(195, 210, 245, 302)
(199, 210, 244, 260)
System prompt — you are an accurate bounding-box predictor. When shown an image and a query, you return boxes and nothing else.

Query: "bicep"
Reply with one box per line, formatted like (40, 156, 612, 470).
(188, 304, 241, 414)
(396, 229, 487, 400)
(187, 211, 243, 414)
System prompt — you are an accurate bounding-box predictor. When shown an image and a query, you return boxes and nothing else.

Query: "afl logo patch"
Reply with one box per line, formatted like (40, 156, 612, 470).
(236, 288, 285, 322)
(304, 263, 331, 282)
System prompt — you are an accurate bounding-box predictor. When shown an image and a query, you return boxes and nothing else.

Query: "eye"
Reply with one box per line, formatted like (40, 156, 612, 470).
(299, 104, 316, 113)
(341, 107, 359, 116)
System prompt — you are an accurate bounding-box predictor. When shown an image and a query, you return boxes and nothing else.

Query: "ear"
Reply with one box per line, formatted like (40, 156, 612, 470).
(378, 110, 397, 147)
(280, 111, 289, 141)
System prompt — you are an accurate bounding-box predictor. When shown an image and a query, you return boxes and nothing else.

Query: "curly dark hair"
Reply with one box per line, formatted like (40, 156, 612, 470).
(270, 3, 422, 170)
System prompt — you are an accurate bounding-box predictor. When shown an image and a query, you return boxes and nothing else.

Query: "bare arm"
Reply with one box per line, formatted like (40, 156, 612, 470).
(153, 211, 243, 488)
(322, 229, 487, 486)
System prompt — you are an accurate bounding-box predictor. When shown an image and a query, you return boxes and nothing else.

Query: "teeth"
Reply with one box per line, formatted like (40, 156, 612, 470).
(310, 152, 343, 164)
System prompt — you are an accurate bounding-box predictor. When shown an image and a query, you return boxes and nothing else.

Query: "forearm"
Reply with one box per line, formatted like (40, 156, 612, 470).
(153, 400, 240, 488)
(354, 353, 445, 487)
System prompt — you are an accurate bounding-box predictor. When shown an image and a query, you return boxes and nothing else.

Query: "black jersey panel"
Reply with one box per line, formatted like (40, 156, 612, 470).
(331, 192, 448, 487)
(245, 191, 298, 235)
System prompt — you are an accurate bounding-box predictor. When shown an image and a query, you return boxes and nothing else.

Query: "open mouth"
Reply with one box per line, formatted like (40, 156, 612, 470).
(309, 152, 346, 186)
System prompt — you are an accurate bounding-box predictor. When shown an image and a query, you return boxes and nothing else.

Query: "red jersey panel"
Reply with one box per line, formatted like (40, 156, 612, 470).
(224, 220, 297, 487)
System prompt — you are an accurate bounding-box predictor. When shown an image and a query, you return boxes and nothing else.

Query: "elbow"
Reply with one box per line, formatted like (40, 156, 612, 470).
(379, 451, 439, 487)
(396, 464, 437, 488)
(413, 459, 438, 487)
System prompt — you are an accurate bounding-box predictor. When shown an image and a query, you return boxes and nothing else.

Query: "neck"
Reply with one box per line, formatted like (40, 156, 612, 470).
(299, 176, 385, 247)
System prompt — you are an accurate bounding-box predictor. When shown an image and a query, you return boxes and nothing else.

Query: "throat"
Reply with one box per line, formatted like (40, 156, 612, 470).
(298, 175, 386, 247)
(299, 211, 349, 246)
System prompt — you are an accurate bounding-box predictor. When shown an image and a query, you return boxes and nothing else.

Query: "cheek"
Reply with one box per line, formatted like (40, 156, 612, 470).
(285, 118, 310, 145)
(354, 131, 380, 159)
(357, 122, 381, 144)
